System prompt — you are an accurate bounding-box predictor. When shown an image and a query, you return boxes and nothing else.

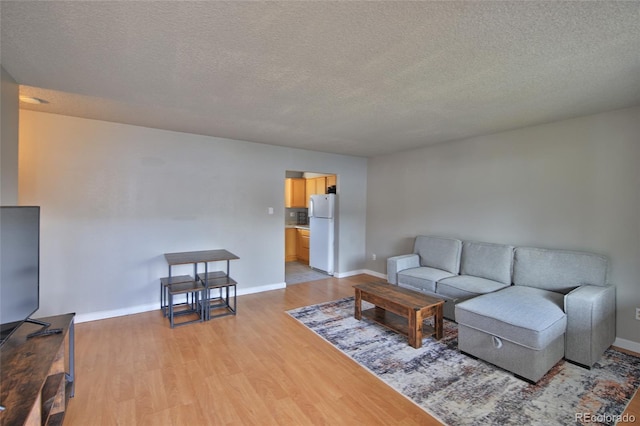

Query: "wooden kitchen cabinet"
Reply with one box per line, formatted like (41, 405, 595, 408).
(285, 228, 297, 262)
(326, 175, 336, 190)
(285, 178, 306, 208)
(297, 228, 310, 264)
(305, 177, 326, 207)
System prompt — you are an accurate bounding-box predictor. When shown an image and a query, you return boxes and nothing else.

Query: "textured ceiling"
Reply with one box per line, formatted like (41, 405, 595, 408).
(2, 1, 639, 157)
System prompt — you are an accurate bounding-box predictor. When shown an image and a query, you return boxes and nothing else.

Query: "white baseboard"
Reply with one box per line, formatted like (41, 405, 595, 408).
(363, 269, 387, 279)
(75, 272, 389, 324)
(334, 269, 365, 278)
(239, 282, 286, 295)
(75, 282, 287, 324)
(334, 269, 387, 280)
(75, 303, 159, 324)
(613, 337, 640, 354)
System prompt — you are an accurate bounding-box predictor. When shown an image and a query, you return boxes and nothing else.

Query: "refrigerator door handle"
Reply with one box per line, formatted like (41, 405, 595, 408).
(309, 197, 314, 218)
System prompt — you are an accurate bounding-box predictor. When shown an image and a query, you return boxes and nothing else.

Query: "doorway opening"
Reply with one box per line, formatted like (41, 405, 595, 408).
(284, 171, 337, 285)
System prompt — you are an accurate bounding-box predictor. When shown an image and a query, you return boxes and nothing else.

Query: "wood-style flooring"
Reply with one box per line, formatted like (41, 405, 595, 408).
(65, 274, 639, 425)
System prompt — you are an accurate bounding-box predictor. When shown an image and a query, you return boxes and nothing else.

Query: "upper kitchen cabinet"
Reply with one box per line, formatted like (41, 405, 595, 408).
(305, 177, 326, 207)
(304, 175, 336, 206)
(326, 175, 336, 189)
(285, 178, 306, 208)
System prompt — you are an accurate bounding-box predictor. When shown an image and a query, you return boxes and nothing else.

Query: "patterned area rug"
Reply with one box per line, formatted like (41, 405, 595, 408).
(287, 297, 640, 425)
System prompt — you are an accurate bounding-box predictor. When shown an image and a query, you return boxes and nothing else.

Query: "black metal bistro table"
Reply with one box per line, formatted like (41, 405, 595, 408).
(161, 249, 239, 327)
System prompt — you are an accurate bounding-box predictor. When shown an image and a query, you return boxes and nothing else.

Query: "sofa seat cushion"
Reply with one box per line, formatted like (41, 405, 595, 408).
(436, 275, 510, 300)
(398, 267, 455, 292)
(455, 286, 566, 350)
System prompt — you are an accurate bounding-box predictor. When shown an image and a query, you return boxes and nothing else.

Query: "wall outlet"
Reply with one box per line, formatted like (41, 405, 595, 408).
(371, 253, 377, 261)
(636, 307, 640, 321)
(290, 212, 295, 217)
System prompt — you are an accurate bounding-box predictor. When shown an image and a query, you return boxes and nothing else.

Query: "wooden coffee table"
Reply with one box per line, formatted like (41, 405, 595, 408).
(353, 282, 444, 349)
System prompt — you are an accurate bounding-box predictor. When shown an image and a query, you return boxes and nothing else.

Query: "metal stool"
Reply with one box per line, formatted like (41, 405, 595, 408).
(163, 277, 204, 328)
(197, 271, 237, 320)
(160, 275, 195, 317)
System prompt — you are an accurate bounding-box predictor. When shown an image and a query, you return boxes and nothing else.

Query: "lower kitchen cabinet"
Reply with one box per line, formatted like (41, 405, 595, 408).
(297, 228, 310, 264)
(285, 228, 297, 262)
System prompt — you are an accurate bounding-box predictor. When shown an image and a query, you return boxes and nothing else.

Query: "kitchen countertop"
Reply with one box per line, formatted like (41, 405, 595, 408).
(286, 224, 310, 230)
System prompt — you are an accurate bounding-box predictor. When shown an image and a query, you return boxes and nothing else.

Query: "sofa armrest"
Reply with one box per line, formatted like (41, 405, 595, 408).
(564, 284, 616, 367)
(387, 254, 420, 284)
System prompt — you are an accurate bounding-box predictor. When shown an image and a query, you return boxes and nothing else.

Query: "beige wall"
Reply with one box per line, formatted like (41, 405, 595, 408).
(1, 66, 19, 205)
(366, 106, 640, 346)
(19, 110, 368, 321)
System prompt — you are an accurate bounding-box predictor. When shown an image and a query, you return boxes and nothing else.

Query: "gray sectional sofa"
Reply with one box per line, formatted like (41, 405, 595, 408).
(387, 235, 616, 383)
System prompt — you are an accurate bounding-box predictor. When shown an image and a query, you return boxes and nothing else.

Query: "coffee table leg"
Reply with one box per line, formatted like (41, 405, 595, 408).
(409, 308, 423, 349)
(354, 288, 362, 320)
(435, 303, 443, 340)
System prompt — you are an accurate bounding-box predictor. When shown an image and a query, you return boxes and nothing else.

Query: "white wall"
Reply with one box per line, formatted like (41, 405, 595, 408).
(19, 111, 367, 321)
(1, 66, 19, 205)
(366, 106, 640, 346)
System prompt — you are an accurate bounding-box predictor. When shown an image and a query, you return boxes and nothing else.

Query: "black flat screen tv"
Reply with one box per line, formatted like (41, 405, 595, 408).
(0, 206, 40, 346)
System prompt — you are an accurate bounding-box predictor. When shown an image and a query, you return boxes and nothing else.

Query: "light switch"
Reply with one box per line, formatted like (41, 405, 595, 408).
(268, 207, 274, 215)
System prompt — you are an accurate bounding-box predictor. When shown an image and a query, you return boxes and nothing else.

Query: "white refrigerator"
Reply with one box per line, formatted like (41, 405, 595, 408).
(308, 194, 335, 275)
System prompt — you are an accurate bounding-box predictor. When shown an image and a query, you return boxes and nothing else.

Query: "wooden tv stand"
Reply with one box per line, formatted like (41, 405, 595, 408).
(0, 313, 75, 426)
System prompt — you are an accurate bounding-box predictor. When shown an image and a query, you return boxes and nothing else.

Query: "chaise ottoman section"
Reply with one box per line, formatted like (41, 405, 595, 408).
(455, 286, 567, 382)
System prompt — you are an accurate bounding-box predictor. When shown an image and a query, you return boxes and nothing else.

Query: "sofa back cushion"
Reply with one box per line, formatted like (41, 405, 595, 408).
(460, 241, 514, 285)
(413, 236, 462, 274)
(513, 247, 608, 293)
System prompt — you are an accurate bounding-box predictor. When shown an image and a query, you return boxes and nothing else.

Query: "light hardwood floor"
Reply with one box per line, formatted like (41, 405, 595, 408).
(65, 274, 639, 425)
